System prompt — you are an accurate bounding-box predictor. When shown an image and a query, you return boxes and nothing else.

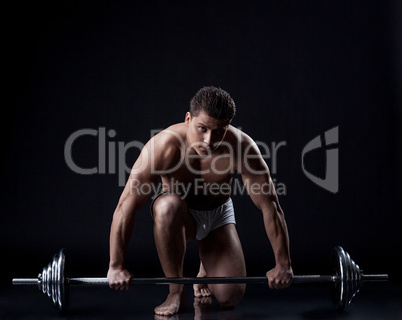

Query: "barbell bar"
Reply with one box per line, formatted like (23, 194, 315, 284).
(12, 246, 388, 312)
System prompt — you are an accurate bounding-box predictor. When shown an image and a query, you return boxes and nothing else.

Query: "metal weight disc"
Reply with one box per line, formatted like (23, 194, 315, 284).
(46, 262, 52, 298)
(331, 246, 347, 310)
(348, 254, 362, 306)
(355, 262, 362, 295)
(37, 250, 68, 311)
(41, 266, 47, 294)
(51, 255, 58, 307)
(350, 257, 357, 304)
(55, 249, 68, 312)
(343, 251, 353, 308)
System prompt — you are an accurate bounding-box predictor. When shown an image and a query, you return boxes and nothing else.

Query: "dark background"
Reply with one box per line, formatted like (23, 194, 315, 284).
(2, 0, 401, 286)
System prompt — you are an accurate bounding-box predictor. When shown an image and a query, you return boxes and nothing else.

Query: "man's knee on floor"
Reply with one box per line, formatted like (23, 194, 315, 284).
(214, 284, 246, 308)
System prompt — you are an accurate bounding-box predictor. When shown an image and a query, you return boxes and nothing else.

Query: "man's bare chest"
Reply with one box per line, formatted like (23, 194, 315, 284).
(167, 153, 235, 185)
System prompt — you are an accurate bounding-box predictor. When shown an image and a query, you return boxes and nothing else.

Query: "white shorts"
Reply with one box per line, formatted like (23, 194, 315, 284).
(188, 198, 236, 240)
(151, 194, 236, 241)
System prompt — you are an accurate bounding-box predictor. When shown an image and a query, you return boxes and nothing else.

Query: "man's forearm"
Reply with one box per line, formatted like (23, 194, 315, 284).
(262, 204, 291, 267)
(109, 204, 136, 269)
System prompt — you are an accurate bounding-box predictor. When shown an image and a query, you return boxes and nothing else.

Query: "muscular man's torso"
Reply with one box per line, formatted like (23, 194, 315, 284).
(157, 123, 243, 210)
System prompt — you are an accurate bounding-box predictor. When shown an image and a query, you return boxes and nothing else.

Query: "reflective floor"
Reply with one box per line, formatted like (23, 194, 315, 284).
(2, 283, 401, 319)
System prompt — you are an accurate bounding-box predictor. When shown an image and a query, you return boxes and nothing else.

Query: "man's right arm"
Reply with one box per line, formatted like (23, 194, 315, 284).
(107, 130, 180, 290)
(107, 140, 157, 290)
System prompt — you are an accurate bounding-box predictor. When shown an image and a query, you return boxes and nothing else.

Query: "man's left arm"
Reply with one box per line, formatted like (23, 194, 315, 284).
(239, 136, 293, 289)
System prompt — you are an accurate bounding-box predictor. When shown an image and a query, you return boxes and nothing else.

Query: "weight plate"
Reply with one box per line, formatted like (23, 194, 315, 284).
(344, 251, 352, 308)
(331, 246, 345, 310)
(57, 249, 68, 312)
(52, 256, 57, 307)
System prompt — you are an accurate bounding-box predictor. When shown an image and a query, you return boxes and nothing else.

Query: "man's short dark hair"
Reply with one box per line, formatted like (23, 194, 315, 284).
(189, 86, 236, 124)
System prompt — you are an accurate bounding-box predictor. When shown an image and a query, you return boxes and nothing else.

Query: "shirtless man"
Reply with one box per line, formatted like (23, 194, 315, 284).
(107, 86, 293, 316)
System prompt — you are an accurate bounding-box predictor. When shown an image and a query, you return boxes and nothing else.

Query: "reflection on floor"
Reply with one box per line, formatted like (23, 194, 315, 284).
(2, 283, 401, 319)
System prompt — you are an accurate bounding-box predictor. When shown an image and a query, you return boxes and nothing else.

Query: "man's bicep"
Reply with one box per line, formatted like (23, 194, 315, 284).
(117, 133, 178, 212)
(240, 140, 279, 212)
(118, 144, 159, 212)
(239, 134, 271, 175)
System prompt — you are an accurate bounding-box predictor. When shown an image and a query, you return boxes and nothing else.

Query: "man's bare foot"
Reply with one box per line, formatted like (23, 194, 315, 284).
(154, 290, 185, 316)
(193, 283, 212, 297)
(193, 262, 212, 297)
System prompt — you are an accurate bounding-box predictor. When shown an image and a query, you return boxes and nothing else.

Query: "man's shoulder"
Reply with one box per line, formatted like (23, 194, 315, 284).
(225, 125, 255, 147)
(145, 123, 186, 167)
(152, 123, 187, 147)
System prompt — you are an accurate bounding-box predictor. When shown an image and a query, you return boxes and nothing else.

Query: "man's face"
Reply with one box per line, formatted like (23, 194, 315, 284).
(185, 111, 229, 156)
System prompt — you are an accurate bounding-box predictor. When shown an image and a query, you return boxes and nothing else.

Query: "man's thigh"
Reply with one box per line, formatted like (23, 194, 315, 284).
(198, 223, 246, 303)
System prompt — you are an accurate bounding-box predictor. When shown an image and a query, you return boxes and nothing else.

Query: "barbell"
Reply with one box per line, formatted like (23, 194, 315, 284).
(12, 246, 387, 312)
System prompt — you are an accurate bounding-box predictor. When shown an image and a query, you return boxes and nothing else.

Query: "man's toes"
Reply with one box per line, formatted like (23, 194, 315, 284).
(155, 307, 172, 316)
(201, 288, 211, 296)
(193, 285, 203, 297)
(194, 289, 202, 297)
